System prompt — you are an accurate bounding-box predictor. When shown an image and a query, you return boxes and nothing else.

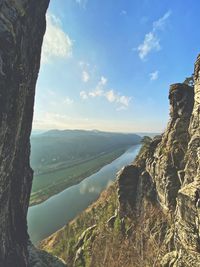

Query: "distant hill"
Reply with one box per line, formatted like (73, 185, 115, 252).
(30, 129, 141, 172)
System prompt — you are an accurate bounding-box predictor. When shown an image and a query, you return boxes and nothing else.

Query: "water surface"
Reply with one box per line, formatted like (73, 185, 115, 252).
(28, 145, 141, 244)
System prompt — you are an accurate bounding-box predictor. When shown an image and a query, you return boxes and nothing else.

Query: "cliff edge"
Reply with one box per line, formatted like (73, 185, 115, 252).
(41, 55, 200, 267)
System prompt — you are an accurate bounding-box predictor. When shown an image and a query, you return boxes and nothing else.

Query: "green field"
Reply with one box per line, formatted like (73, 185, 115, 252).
(30, 130, 141, 206)
(30, 147, 127, 206)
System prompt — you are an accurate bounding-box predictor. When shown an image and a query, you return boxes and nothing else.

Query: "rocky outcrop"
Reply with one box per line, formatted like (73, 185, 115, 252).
(0, 1, 67, 266)
(39, 56, 200, 266)
(116, 57, 199, 266)
(28, 243, 66, 267)
(183, 56, 200, 186)
(1, 2, 199, 267)
(168, 55, 200, 266)
(74, 225, 96, 266)
(28, 49, 199, 265)
(117, 165, 140, 217)
(145, 83, 194, 212)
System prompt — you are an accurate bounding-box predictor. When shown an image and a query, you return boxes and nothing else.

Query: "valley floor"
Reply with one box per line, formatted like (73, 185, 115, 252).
(30, 147, 128, 206)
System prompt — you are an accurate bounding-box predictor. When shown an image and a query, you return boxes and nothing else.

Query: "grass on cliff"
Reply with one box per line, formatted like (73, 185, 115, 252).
(40, 181, 169, 267)
(40, 183, 118, 266)
(40, 140, 170, 267)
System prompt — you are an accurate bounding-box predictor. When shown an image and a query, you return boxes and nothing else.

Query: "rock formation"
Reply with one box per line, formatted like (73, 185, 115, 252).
(0, 0, 199, 266)
(0, 1, 65, 266)
(117, 56, 200, 266)
(40, 55, 200, 267)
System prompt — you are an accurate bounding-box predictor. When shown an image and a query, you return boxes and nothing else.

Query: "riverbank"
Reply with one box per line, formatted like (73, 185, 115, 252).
(30, 147, 129, 206)
(28, 145, 141, 245)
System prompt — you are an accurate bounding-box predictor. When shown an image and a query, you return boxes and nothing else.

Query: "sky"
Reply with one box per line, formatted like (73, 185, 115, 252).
(32, 0, 200, 133)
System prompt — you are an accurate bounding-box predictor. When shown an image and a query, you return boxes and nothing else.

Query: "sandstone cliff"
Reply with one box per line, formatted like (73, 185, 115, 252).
(0, 1, 199, 266)
(41, 55, 200, 267)
(0, 1, 65, 266)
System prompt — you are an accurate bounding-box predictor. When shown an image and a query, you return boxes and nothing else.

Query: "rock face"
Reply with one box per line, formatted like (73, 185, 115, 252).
(117, 165, 139, 217)
(146, 83, 194, 212)
(110, 61, 199, 266)
(1, 2, 199, 265)
(117, 57, 199, 266)
(121, 57, 199, 265)
(40, 55, 200, 267)
(28, 243, 66, 267)
(170, 55, 200, 266)
(0, 1, 62, 266)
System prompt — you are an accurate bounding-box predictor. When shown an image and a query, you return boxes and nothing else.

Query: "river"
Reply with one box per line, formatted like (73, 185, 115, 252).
(28, 144, 141, 245)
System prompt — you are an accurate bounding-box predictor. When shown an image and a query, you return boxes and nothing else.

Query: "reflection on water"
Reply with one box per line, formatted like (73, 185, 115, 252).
(28, 145, 141, 245)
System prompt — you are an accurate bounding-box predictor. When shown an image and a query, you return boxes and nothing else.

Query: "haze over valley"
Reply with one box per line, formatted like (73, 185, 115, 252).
(30, 129, 141, 205)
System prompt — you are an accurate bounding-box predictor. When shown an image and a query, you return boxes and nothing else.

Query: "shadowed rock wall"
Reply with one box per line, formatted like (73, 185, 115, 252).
(0, 1, 49, 266)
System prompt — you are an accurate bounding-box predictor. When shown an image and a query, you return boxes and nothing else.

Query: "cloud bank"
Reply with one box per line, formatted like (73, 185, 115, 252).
(42, 14, 73, 64)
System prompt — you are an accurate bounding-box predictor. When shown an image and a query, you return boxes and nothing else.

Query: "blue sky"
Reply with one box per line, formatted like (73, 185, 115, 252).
(33, 0, 200, 132)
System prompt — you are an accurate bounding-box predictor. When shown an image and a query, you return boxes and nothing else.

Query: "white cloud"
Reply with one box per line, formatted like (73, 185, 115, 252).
(100, 76, 107, 86)
(137, 11, 171, 60)
(118, 95, 131, 106)
(41, 14, 73, 64)
(80, 77, 131, 110)
(82, 70, 90, 82)
(105, 90, 116, 102)
(87, 76, 107, 97)
(80, 91, 88, 100)
(138, 32, 160, 59)
(89, 88, 104, 97)
(149, 70, 159, 81)
(63, 97, 74, 105)
(105, 90, 131, 109)
(153, 11, 172, 31)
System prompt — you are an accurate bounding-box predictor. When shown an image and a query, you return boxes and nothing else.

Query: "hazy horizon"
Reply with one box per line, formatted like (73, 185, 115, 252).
(31, 128, 160, 135)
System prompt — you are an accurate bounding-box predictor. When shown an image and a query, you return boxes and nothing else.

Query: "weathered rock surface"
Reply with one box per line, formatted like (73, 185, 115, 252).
(116, 56, 199, 266)
(74, 225, 96, 266)
(117, 165, 139, 217)
(3, 5, 198, 263)
(0, 1, 66, 266)
(40, 56, 200, 266)
(28, 243, 66, 267)
(170, 55, 200, 266)
(146, 83, 194, 212)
